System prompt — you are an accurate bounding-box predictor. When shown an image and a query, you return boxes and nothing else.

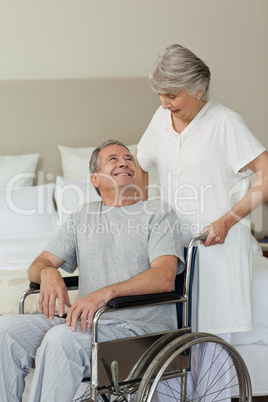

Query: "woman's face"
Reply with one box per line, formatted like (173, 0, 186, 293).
(159, 90, 201, 123)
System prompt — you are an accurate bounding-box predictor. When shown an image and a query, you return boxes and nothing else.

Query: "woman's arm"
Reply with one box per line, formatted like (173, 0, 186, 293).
(203, 151, 268, 246)
(134, 148, 149, 200)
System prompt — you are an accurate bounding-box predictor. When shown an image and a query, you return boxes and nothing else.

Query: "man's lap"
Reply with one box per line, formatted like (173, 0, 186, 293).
(0, 314, 147, 350)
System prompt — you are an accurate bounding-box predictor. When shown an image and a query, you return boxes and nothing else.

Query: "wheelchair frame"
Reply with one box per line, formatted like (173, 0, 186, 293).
(19, 234, 253, 402)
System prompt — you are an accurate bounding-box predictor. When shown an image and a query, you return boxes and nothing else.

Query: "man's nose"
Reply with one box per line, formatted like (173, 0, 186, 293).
(119, 159, 128, 168)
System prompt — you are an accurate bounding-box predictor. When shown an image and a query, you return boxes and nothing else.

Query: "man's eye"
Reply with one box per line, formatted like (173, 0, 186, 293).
(168, 95, 176, 99)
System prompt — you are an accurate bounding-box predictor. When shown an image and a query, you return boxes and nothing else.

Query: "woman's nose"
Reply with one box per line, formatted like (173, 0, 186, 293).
(159, 95, 169, 109)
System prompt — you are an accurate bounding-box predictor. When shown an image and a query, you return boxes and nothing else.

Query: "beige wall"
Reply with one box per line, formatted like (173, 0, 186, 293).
(0, 0, 267, 236)
(1, 0, 267, 144)
(0, 77, 160, 177)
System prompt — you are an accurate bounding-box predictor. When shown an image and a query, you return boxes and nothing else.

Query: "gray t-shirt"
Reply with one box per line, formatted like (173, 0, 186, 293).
(45, 200, 184, 333)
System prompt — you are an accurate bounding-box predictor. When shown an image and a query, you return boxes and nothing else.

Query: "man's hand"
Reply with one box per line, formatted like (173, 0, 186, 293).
(66, 288, 110, 333)
(28, 251, 71, 319)
(39, 268, 71, 319)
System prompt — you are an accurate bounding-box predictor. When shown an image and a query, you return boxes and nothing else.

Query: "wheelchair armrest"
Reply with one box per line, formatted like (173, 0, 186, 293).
(19, 276, 79, 314)
(29, 282, 41, 290)
(106, 291, 181, 309)
(29, 276, 79, 290)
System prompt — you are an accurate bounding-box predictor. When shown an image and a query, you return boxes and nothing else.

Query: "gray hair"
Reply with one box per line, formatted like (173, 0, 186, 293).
(89, 139, 131, 196)
(149, 44, 211, 96)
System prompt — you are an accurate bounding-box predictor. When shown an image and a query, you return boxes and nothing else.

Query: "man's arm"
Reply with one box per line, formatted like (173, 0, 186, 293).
(28, 251, 71, 319)
(66, 254, 178, 333)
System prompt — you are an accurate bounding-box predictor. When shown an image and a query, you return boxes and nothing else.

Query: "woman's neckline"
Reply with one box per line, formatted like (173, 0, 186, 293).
(171, 100, 212, 135)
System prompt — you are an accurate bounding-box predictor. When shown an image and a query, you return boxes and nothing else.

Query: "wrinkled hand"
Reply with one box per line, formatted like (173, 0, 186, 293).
(39, 268, 71, 319)
(66, 289, 108, 334)
(202, 219, 230, 247)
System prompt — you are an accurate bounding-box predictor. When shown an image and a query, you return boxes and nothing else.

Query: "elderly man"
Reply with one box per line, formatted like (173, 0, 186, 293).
(0, 139, 183, 402)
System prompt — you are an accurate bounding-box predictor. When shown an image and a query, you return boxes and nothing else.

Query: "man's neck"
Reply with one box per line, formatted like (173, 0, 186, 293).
(100, 191, 137, 208)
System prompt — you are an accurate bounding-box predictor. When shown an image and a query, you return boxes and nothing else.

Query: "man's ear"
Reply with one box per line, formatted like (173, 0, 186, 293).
(90, 173, 99, 189)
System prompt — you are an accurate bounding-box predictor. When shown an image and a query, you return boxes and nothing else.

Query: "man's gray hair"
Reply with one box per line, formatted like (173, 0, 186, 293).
(89, 139, 130, 174)
(89, 139, 131, 196)
(149, 44, 211, 97)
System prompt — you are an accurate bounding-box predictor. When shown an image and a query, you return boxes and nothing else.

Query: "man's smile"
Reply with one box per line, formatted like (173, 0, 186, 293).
(113, 171, 133, 177)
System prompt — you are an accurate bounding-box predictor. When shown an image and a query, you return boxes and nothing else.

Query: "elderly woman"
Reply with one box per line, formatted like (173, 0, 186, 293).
(135, 44, 268, 337)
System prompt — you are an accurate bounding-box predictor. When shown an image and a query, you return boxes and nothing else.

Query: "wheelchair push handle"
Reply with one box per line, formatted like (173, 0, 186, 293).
(189, 232, 208, 246)
(185, 232, 208, 276)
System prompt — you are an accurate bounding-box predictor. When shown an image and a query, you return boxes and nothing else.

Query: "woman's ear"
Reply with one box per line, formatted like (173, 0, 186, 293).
(197, 89, 205, 99)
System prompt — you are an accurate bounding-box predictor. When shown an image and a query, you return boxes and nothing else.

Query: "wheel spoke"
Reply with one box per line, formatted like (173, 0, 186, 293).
(136, 334, 251, 402)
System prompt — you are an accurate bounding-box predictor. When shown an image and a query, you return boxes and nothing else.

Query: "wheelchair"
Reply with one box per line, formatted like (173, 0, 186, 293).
(19, 234, 252, 401)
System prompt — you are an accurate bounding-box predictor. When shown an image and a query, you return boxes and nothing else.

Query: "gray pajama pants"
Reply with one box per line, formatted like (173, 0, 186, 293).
(0, 314, 146, 402)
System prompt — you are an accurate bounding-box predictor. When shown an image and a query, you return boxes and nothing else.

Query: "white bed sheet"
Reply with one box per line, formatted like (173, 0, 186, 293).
(0, 231, 56, 270)
(233, 253, 268, 345)
(232, 253, 268, 396)
(0, 231, 78, 315)
(234, 343, 268, 396)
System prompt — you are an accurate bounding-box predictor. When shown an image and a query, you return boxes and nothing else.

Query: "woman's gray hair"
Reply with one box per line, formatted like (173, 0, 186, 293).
(149, 44, 211, 96)
(89, 139, 131, 196)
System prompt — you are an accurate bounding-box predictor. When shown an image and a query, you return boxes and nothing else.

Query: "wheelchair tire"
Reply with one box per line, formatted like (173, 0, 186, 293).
(136, 332, 252, 402)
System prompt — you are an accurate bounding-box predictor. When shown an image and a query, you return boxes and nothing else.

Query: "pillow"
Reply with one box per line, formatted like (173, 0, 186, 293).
(58, 145, 94, 181)
(0, 184, 57, 235)
(0, 153, 39, 187)
(58, 144, 159, 197)
(58, 144, 153, 179)
(55, 176, 100, 226)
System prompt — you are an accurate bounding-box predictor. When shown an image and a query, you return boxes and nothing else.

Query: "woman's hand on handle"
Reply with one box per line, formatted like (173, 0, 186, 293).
(202, 218, 231, 247)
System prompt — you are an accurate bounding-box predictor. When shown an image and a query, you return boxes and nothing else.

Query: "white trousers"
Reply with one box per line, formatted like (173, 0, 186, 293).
(0, 314, 145, 402)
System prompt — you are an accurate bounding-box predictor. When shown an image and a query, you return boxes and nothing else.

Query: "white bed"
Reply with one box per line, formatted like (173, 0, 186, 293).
(0, 181, 80, 314)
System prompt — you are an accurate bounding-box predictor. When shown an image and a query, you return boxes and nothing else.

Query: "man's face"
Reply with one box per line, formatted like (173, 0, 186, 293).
(91, 145, 136, 194)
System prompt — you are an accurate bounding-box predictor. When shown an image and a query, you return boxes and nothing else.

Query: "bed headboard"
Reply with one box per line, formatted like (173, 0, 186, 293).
(0, 77, 160, 182)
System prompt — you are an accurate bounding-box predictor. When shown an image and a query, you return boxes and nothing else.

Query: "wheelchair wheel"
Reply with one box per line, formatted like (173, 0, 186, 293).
(136, 332, 252, 402)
